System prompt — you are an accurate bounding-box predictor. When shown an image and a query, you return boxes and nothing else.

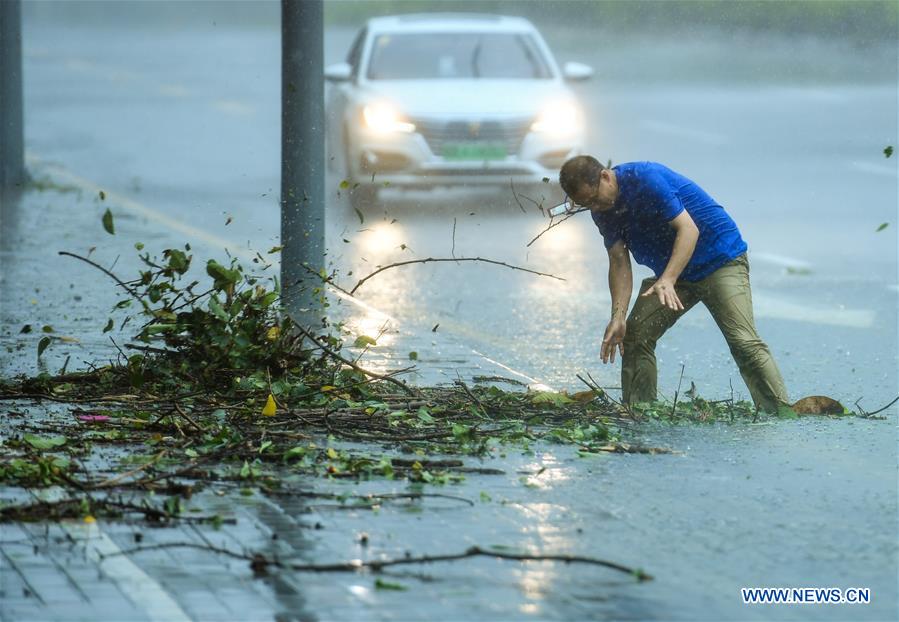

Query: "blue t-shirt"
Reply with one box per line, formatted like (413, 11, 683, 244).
(591, 161, 747, 282)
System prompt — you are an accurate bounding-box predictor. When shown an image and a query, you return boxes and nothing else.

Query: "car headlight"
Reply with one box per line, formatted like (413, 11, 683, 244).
(531, 101, 582, 137)
(362, 103, 416, 134)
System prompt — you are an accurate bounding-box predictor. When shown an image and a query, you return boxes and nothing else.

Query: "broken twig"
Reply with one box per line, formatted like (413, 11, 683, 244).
(104, 542, 652, 580)
(350, 257, 564, 295)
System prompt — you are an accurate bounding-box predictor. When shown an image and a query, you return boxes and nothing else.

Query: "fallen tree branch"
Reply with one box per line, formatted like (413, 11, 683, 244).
(173, 403, 205, 432)
(294, 262, 355, 298)
(91, 450, 167, 489)
(855, 395, 899, 418)
(102, 542, 651, 580)
(509, 178, 528, 213)
(59, 251, 144, 303)
(525, 209, 587, 248)
(0, 497, 231, 525)
(292, 324, 418, 396)
(261, 489, 474, 506)
(349, 257, 564, 295)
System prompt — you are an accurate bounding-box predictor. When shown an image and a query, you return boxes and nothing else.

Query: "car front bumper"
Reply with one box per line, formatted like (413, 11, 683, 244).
(348, 124, 580, 189)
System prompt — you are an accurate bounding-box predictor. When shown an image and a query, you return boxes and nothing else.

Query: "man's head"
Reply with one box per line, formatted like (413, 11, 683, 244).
(559, 155, 618, 212)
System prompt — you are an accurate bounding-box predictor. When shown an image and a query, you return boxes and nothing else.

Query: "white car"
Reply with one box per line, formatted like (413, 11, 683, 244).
(325, 13, 593, 209)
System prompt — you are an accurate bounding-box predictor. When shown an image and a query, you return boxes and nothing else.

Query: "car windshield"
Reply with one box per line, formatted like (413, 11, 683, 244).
(366, 32, 553, 80)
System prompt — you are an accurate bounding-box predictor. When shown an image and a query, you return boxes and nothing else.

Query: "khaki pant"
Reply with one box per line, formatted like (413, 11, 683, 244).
(621, 253, 789, 412)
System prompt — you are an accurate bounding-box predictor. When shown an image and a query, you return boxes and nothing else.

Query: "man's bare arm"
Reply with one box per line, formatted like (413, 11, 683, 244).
(602, 240, 632, 364)
(641, 210, 699, 311)
(659, 210, 699, 283)
(608, 240, 632, 321)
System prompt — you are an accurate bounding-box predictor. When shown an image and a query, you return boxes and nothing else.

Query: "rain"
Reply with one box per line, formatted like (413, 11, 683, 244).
(1, 1, 896, 620)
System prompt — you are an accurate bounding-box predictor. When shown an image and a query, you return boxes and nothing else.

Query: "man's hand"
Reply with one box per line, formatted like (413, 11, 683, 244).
(601, 318, 626, 364)
(641, 278, 683, 311)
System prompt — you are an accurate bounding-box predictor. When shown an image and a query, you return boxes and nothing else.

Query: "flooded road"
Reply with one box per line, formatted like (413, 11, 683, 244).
(4, 5, 896, 620)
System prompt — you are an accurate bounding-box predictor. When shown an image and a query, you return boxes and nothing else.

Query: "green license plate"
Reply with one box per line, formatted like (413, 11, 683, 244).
(442, 142, 507, 161)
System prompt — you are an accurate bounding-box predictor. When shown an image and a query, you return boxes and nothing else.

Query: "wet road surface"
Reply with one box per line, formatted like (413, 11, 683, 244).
(2, 8, 896, 621)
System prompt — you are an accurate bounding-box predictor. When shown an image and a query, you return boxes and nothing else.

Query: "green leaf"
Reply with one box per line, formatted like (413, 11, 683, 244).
(37, 336, 52, 358)
(416, 407, 434, 424)
(164, 496, 182, 516)
(24, 434, 67, 450)
(452, 423, 475, 442)
(283, 446, 307, 461)
(876, 222, 889, 232)
(531, 391, 573, 406)
(353, 335, 377, 348)
(354, 207, 365, 225)
(102, 208, 115, 234)
(164, 248, 190, 274)
(206, 260, 241, 290)
(785, 266, 812, 276)
(41, 325, 54, 333)
(134, 242, 145, 251)
(260, 292, 279, 308)
(208, 296, 230, 322)
(884, 145, 894, 158)
(776, 405, 798, 419)
(374, 578, 407, 591)
(20, 324, 32, 334)
(339, 179, 350, 189)
(99, 190, 106, 201)
(267, 246, 283, 254)
(408, 351, 418, 361)
(102, 318, 114, 333)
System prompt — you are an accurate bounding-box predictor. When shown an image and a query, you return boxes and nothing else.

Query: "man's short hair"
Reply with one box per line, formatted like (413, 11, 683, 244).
(559, 155, 606, 201)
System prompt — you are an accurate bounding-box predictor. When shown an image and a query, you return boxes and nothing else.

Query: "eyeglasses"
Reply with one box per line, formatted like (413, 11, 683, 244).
(548, 195, 590, 217)
(571, 186, 604, 209)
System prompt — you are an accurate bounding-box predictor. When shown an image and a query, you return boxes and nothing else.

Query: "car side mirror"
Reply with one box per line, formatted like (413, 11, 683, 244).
(325, 62, 353, 82)
(562, 61, 594, 82)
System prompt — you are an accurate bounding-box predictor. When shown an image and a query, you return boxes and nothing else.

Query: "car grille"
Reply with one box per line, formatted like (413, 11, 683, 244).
(410, 117, 533, 156)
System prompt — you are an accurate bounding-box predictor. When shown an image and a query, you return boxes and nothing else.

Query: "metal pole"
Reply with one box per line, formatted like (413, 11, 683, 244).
(0, 0, 26, 197)
(281, 0, 325, 329)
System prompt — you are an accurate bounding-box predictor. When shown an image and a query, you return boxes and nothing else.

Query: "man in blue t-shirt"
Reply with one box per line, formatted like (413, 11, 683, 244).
(559, 155, 788, 412)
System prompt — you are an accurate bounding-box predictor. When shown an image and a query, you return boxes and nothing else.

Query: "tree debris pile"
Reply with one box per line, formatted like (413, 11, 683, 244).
(1, 242, 861, 522)
(0, 244, 642, 511)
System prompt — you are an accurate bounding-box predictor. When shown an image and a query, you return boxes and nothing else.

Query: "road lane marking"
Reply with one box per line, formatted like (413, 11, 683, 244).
(640, 119, 728, 146)
(753, 291, 874, 328)
(159, 84, 192, 98)
(471, 349, 554, 392)
(849, 160, 898, 178)
(26, 154, 258, 263)
(63, 523, 193, 622)
(750, 252, 813, 270)
(212, 99, 255, 116)
(34, 488, 191, 622)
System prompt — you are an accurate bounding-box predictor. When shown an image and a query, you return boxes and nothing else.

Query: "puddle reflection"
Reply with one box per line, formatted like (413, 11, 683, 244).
(519, 453, 572, 489)
(508, 493, 576, 614)
(344, 310, 396, 348)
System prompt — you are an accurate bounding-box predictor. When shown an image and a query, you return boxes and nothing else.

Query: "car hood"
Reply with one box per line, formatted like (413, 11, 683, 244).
(357, 80, 571, 118)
